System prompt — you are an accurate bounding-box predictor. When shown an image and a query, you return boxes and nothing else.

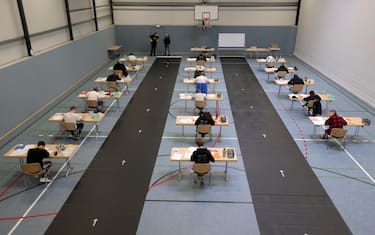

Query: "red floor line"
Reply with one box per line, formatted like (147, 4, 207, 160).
(0, 173, 23, 199)
(0, 212, 58, 221)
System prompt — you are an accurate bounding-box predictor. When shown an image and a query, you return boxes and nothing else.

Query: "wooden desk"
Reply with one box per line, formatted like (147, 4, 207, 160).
(309, 116, 364, 136)
(187, 57, 215, 66)
(3, 144, 79, 176)
(184, 66, 216, 78)
(107, 45, 122, 59)
(274, 78, 315, 95)
(119, 56, 147, 66)
(191, 47, 215, 52)
(176, 115, 229, 136)
(256, 58, 286, 70)
(78, 91, 123, 110)
(288, 93, 335, 111)
(183, 77, 220, 92)
(108, 65, 141, 72)
(170, 147, 237, 180)
(48, 113, 105, 135)
(179, 93, 223, 112)
(245, 47, 270, 58)
(94, 76, 133, 93)
(264, 67, 297, 82)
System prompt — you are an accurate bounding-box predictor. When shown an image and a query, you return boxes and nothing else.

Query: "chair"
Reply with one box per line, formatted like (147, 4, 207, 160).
(266, 61, 276, 68)
(306, 100, 315, 115)
(62, 122, 77, 139)
(276, 71, 287, 79)
(107, 81, 119, 92)
(194, 100, 206, 112)
(192, 163, 211, 184)
(196, 59, 206, 66)
(195, 124, 212, 140)
(86, 100, 99, 112)
(113, 70, 123, 77)
(270, 43, 279, 49)
(328, 128, 347, 150)
(22, 163, 44, 185)
(291, 84, 304, 94)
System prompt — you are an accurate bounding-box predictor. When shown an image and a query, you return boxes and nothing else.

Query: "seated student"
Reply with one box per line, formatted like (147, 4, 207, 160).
(194, 89, 206, 102)
(303, 90, 322, 116)
(288, 74, 304, 93)
(106, 72, 121, 82)
(63, 106, 84, 139)
(265, 55, 276, 68)
(194, 64, 206, 78)
(87, 87, 105, 112)
(322, 110, 347, 139)
(275, 62, 289, 79)
(196, 53, 207, 61)
(27, 141, 52, 183)
(191, 138, 215, 184)
(113, 60, 128, 77)
(195, 111, 215, 137)
(194, 72, 209, 94)
(127, 53, 137, 67)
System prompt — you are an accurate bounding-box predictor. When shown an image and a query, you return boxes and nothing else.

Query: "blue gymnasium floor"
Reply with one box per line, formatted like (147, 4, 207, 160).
(0, 55, 374, 235)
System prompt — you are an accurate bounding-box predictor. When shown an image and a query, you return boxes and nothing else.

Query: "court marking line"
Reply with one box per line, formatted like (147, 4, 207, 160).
(162, 136, 238, 140)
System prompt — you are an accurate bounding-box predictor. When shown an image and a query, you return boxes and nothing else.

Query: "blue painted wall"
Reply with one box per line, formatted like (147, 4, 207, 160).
(116, 25, 297, 55)
(0, 26, 116, 139)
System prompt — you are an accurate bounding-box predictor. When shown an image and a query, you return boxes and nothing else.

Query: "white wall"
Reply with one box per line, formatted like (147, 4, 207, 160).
(114, 6, 296, 26)
(294, 0, 375, 108)
(113, 0, 298, 26)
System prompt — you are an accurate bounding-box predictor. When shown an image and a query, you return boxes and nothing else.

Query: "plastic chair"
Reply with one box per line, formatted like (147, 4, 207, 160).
(62, 122, 77, 139)
(195, 124, 212, 140)
(292, 84, 304, 94)
(194, 100, 206, 112)
(328, 128, 347, 150)
(276, 71, 287, 79)
(192, 163, 211, 184)
(22, 163, 44, 185)
(107, 81, 119, 92)
(113, 70, 123, 77)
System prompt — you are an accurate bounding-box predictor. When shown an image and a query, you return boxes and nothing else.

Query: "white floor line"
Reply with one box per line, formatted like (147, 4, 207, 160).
(294, 138, 327, 142)
(7, 90, 120, 234)
(162, 136, 238, 140)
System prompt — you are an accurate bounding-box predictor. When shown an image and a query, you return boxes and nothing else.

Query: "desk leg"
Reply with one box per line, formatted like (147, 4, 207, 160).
(116, 98, 120, 111)
(219, 126, 222, 142)
(65, 159, 73, 177)
(313, 125, 317, 135)
(267, 73, 270, 82)
(184, 100, 187, 112)
(182, 126, 185, 137)
(325, 101, 329, 111)
(291, 100, 294, 110)
(95, 123, 99, 138)
(178, 161, 182, 181)
(304, 85, 308, 94)
(18, 158, 24, 171)
(224, 162, 228, 181)
(278, 85, 282, 95)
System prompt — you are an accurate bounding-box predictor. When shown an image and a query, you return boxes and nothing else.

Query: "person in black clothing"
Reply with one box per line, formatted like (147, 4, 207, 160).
(113, 61, 128, 77)
(106, 73, 121, 82)
(163, 33, 171, 56)
(195, 111, 215, 137)
(196, 53, 207, 61)
(275, 62, 289, 79)
(26, 141, 52, 182)
(191, 138, 215, 184)
(303, 90, 322, 116)
(288, 74, 304, 85)
(149, 32, 159, 56)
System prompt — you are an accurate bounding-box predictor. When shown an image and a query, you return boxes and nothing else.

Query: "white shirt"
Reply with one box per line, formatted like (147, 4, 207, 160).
(87, 90, 105, 101)
(266, 56, 275, 63)
(128, 55, 137, 61)
(195, 75, 208, 84)
(194, 93, 206, 101)
(63, 112, 81, 124)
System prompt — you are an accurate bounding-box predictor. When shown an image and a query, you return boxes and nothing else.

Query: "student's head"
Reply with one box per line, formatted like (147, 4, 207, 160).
(293, 74, 300, 80)
(164, 33, 169, 37)
(309, 90, 315, 96)
(70, 106, 77, 113)
(117, 60, 122, 64)
(280, 62, 286, 66)
(93, 87, 99, 92)
(196, 138, 204, 147)
(37, 141, 46, 149)
(196, 89, 201, 93)
(129, 53, 134, 56)
(198, 71, 205, 76)
(329, 109, 337, 117)
(199, 111, 205, 117)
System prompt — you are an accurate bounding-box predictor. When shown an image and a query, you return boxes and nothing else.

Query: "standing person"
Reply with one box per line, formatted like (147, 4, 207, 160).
(163, 33, 171, 56)
(322, 110, 347, 139)
(27, 141, 52, 182)
(149, 32, 159, 56)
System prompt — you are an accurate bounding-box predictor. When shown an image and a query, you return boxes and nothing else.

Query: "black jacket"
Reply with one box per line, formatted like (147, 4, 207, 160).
(191, 148, 215, 163)
(195, 112, 215, 126)
(275, 65, 289, 73)
(27, 148, 50, 168)
(288, 75, 304, 85)
(106, 74, 121, 81)
(163, 37, 171, 45)
(303, 94, 322, 115)
(113, 63, 128, 77)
